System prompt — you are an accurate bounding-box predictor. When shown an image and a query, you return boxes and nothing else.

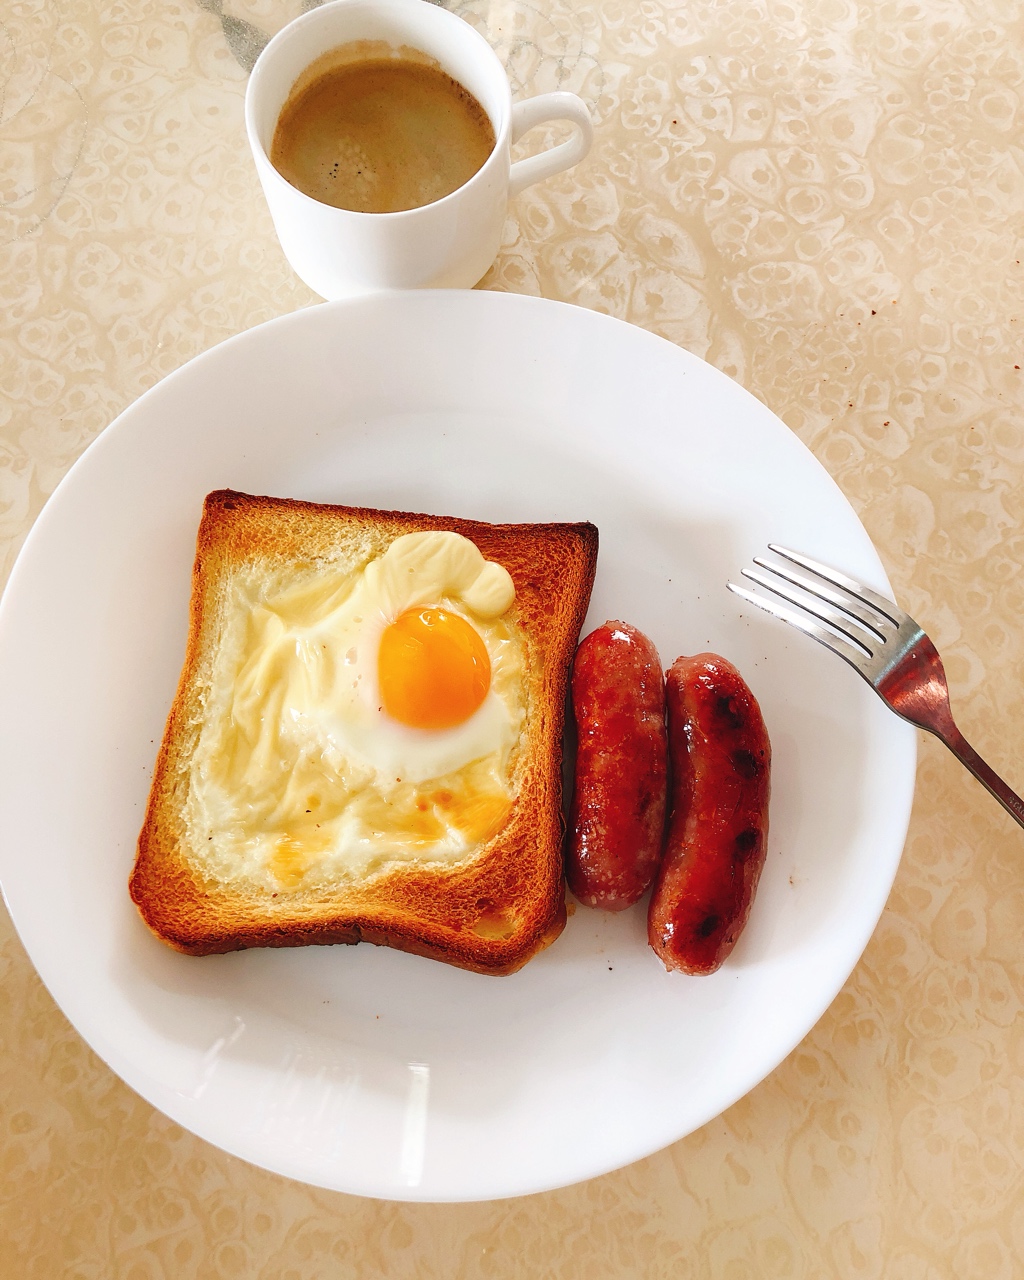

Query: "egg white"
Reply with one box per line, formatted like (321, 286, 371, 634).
(286, 595, 523, 787)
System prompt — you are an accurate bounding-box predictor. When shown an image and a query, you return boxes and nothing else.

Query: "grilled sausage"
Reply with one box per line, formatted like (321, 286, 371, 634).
(567, 622, 668, 910)
(648, 653, 771, 974)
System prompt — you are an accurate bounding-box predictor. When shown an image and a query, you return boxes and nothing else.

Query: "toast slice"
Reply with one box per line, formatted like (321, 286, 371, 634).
(130, 490, 598, 974)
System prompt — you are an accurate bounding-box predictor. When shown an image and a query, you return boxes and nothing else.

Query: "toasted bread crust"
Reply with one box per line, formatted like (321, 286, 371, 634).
(130, 490, 597, 974)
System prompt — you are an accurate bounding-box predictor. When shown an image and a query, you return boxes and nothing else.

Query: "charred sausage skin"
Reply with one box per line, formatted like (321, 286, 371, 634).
(567, 622, 668, 911)
(648, 653, 771, 974)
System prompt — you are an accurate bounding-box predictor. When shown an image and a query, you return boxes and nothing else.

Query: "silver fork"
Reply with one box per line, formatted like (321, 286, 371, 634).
(728, 545, 1024, 832)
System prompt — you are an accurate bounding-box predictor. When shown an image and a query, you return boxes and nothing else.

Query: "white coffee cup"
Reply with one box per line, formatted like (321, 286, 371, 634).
(245, 0, 593, 299)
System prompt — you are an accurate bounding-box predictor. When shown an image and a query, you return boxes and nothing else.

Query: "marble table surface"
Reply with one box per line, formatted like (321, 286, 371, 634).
(2, 0, 1023, 1274)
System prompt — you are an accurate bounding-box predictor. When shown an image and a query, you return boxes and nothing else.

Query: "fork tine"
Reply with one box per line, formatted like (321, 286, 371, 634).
(741, 565, 878, 649)
(727, 582, 874, 674)
(767, 545, 903, 626)
(747, 559, 889, 644)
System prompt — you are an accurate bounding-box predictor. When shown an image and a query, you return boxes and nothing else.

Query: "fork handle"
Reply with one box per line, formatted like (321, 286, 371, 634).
(936, 726, 1024, 831)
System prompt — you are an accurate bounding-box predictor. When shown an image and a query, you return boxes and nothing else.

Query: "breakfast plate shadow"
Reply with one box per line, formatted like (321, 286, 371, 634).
(0, 291, 916, 1202)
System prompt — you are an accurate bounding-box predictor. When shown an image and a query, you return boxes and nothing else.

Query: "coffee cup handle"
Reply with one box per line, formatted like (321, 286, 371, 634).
(508, 92, 593, 199)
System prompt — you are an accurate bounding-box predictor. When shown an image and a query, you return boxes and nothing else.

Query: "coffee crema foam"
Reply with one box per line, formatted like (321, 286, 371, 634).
(270, 41, 496, 214)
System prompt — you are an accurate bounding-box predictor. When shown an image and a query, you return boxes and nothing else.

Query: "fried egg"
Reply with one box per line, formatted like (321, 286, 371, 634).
(186, 531, 526, 889)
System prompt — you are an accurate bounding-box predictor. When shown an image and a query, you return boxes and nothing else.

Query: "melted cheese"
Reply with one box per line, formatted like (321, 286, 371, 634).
(183, 532, 526, 891)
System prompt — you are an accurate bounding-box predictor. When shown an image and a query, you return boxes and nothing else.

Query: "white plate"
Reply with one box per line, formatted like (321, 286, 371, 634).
(0, 292, 915, 1202)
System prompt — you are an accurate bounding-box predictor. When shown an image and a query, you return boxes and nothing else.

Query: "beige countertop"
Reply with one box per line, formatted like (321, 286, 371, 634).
(2, 0, 1023, 1274)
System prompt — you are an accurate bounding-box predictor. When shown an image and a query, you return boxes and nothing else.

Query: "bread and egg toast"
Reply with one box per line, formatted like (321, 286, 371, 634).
(130, 490, 597, 974)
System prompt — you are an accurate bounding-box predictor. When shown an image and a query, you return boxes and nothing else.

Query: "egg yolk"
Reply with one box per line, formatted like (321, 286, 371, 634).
(378, 608, 491, 729)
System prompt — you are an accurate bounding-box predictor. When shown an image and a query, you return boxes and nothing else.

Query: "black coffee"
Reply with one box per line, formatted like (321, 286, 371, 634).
(271, 50, 496, 214)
